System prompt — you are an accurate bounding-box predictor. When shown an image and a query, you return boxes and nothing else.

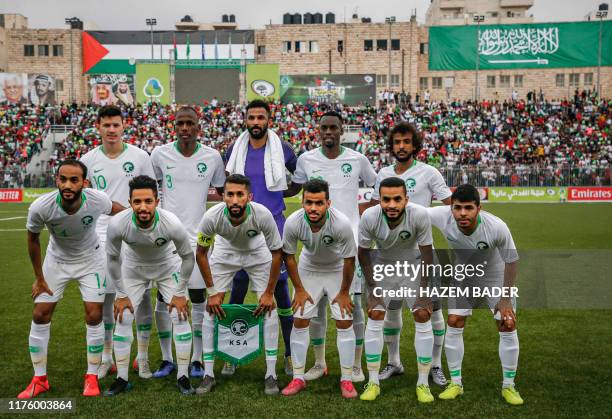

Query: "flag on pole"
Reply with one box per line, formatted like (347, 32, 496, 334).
(186, 33, 191, 59)
(228, 31, 232, 59)
(173, 33, 177, 60)
(201, 33, 205, 60)
(214, 32, 219, 60)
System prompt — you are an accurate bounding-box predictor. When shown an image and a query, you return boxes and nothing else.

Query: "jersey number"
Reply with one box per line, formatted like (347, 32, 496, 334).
(93, 175, 107, 190)
(95, 273, 107, 289)
(166, 174, 173, 190)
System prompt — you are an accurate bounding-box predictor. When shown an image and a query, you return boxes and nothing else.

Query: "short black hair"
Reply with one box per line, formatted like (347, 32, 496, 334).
(225, 174, 251, 192)
(176, 105, 199, 118)
(129, 175, 158, 198)
(56, 159, 88, 179)
(245, 100, 270, 116)
(320, 111, 343, 125)
(302, 178, 330, 200)
(451, 184, 480, 206)
(387, 122, 422, 153)
(379, 176, 406, 195)
(97, 105, 123, 122)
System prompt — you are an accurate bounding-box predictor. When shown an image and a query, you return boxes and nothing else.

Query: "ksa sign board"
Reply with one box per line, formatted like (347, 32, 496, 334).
(429, 21, 612, 71)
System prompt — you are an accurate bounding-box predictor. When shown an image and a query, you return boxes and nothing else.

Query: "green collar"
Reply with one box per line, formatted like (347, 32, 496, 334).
(382, 208, 405, 228)
(174, 141, 201, 157)
(55, 190, 86, 214)
(303, 210, 329, 227)
(394, 158, 417, 174)
(319, 145, 345, 159)
(101, 142, 127, 158)
(132, 210, 159, 230)
(224, 203, 252, 224)
(464, 214, 481, 236)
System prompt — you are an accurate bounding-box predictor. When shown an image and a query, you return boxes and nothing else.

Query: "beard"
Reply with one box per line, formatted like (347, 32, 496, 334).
(392, 150, 412, 162)
(60, 187, 82, 203)
(383, 208, 405, 222)
(247, 125, 267, 140)
(228, 204, 246, 219)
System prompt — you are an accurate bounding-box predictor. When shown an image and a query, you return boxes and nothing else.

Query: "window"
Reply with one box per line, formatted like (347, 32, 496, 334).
(55, 79, 64, 92)
(419, 42, 428, 54)
(294, 41, 301, 53)
(257, 45, 266, 55)
(376, 74, 387, 86)
(391, 39, 400, 51)
(490, 11, 498, 17)
(569, 73, 580, 87)
(52, 44, 63, 57)
(584, 73, 593, 86)
(337, 40, 344, 53)
(506, 11, 514, 18)
(432, 77, 442, 89)
(282, 41, 291, 53)
(514, 75, 523, 87)
(555, 74, 565, 87)
(500, 75, 511, 88)
(390, 74, 400, 88)
(376, 39, 387, 51)
(38, 45, 49, 56)
(309, 41, 319, 53)
(487, 75, 496, 88)
(24, 44, 35, 56)
(419, 77, 428, 91)
(364, 40, 373, 51)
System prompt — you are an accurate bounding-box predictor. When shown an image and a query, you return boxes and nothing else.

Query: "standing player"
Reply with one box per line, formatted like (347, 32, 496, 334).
(195, 175, 283, 395)
(369, 122, 451, 385)
(80, 105, 156, 379)
(280, 180, 358, 399)
(151, 106, 225, 378)
(19, 160, 124, 398)
(225, 100, 301, 376)
(291, 111, 377, 382)
(358, 177, 435, 402)
(426, 184, 523, 405)
(105, 176, 195, 395)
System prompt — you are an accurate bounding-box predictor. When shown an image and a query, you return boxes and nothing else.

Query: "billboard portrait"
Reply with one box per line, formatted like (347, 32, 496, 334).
(28, 74, 57, 106)
(89, 74, 135, 106)
(0, 73, 28, 105)
(279, 74, 376, 106)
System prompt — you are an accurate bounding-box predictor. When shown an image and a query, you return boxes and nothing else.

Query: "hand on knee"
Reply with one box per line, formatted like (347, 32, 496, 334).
(447, 315, 465, 329)
(412, 308, 430, 323)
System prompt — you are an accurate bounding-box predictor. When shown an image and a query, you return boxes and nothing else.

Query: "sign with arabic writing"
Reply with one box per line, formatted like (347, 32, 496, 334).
(488, 187, 566, 202)
(429, 21, 612, 70)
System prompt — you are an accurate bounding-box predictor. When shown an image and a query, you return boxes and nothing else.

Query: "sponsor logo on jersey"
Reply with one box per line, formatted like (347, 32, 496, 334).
(322, 235, 334, 246)
(81, 215, 94, 226)
(246, 229, 258, 238)
(123, 162, 135, 174)
(155, 237, 168, 247)
(94, 168, 104, 173)
(476, 241, 489, 249)
(341, 163, 352, 176)
(405, 178, 417, 191)
(197, 162, 208, 174)
(230, 319, 249, 336)
(166, 165, 176, 170)
(399, 230, 412, 240)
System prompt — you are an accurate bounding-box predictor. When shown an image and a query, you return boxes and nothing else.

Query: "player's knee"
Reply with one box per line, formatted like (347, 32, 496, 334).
(336, 319, 353, 330)
(412, 308, 430, 323)
(188, 288, 206, 304)
(84, 303, 103, 325)
(498, 320, 516, 332)
(293, 318, 310, 328)
(369, 310, 385, 321)
(32, 304, 54, 324)
(447, 315, 465, 328)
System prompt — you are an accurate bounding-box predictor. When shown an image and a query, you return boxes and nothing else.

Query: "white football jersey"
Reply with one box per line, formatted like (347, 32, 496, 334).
(80, 143, 155, 239)
(283, 207, 357, 272)
(371, 160, 451, 207)
(292, 146, 377, 234)
(359, 203, 433, 261)
(106, 208, 192, 267)
(151, 141, 225, 244)
(26, 189, 112, 262)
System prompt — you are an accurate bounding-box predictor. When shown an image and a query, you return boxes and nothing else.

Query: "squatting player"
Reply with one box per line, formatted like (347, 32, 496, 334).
(426, 184, 523, 405)
(80, 105, 156, 379)
(358, 177, 436, 403)
(19, 160, 124, 398)
(281, 179, 358, 398)
(151, 106, 225, 378)
(195, 174, 283, 395)
(105, 175, 196, 396)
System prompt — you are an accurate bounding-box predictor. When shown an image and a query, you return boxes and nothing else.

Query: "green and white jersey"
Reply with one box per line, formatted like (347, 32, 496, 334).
(371, 160, 451, 207)
(359, 203, 433, 261)
(80, 143, 155, 239)
(26, 189, 112, 263)
(292, 146, 377, 234)
(283, 207, 357, 272)
(197, 202, 282, 258)
(151, 141, 225, 245)
(427, 206, 519, 275)
(106, 208, 192, 267)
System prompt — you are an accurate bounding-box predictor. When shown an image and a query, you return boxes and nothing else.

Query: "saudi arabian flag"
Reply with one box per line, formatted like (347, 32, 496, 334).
(214, 304, 263, 366)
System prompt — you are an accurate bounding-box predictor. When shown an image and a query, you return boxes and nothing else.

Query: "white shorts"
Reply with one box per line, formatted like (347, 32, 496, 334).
(447, 278, 516, 320)
(188, 244, 205, 290)
(121, 261, 184, 308)
(371, 274, 424, 313)
(293, 267, 353, 321)
(210, 251, 272, 293)
(36, 252, 106, 303)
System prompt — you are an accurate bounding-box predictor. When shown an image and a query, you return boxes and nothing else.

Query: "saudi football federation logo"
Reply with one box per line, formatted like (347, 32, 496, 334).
(322, 235, 334, 246)
(123, 162, 135, 173)
(405, 178, 417, 191)
(399, 231, 411, 240)
(246, 230, 258, 238)
(197, 162, 208, 174)
(81, 215, 94, 226)
(155, 237, 168, 247)
(230, 319, 248, 336)
(476, 241, 490, 249)
(341, 163, 352, 176)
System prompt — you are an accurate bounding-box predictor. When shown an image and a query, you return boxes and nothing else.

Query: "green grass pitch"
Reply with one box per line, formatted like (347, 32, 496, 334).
(0, 201, 611, 417)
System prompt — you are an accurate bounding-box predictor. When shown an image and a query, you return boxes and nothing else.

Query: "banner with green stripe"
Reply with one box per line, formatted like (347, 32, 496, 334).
(214, 304, 264, 366)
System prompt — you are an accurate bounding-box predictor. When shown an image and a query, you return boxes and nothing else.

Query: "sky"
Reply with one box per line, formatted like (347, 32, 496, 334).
(0, 0, 607, 30)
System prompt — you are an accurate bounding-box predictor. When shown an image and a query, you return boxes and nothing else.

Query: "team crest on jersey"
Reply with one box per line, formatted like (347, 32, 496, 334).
(322, 235, 334, 246)
(341, 163, 352, 177)
(405, 178, 417, 191)
(399, 230, 411, 240)
(197, 162, 208, 174)
(246, 229, 258, 238)
(81, 215, 94, 227)
(230, 319, 249, 336)
(155, 237, 168, 247)
(476, 241, 489, 249)
(123, 162, 135, 174)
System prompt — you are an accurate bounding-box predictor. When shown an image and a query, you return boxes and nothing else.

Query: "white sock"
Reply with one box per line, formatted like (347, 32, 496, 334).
(202, 311, 215, 378)
(499, 330, 519, 387)
(353, 295, 365, 369)
(155, 298, 173, 362)
(445, 326, 464, 385)
(135, 290, 152, 362)
(309, 297, 327, 367)
(171, 311, 192, 379)
(264, 309, 279, 379)
(431, 309, 446, 368)
(191, 302, 205, 363)
(364, 319, 384, 385)
(290, 326, 309, 381)
(113, 310, 134, 381)
(414, 320, 433, 386)
(383, 307, 402, 366)
(102, 293, 115, 363)
(86, 322, 104, 375)
(337, 325, 356, 382)
(29, 321, 50, 377)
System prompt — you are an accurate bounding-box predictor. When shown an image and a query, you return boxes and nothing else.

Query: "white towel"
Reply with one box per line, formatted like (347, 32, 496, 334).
(226, 129, 288, 192)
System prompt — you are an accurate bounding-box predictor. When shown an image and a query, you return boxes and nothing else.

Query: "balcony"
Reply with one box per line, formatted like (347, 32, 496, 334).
(500, 0, 534, 8)
(439, 0, 466, 10)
